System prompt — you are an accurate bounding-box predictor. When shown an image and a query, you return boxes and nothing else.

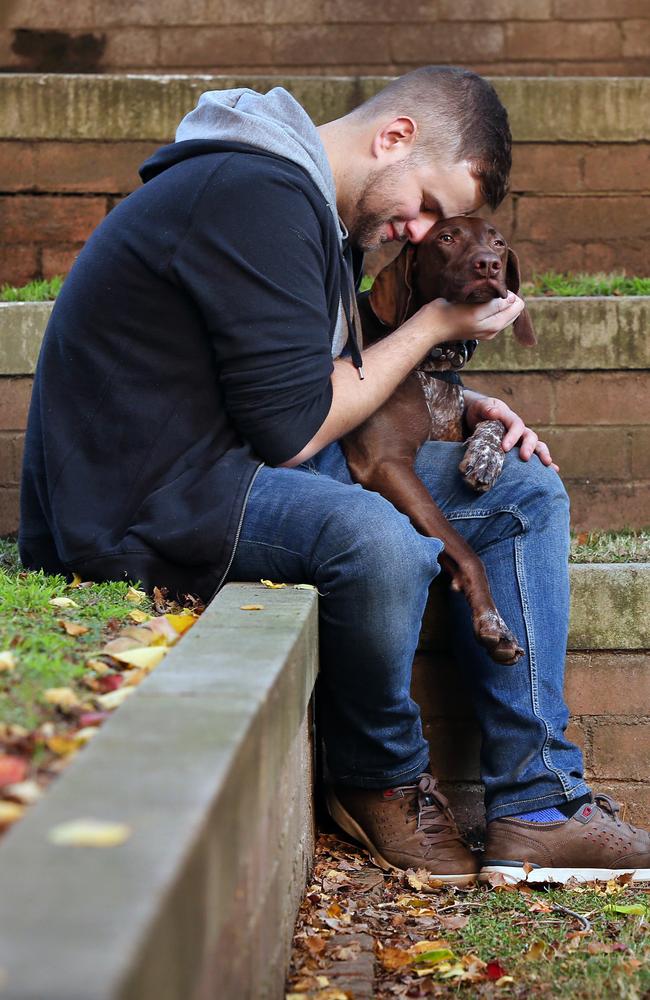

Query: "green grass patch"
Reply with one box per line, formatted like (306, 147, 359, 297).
(0, 276, 64, 302)
(521, 272, 650, 297)
(0, 538, 152, 729)
(570, 528, 650, 563)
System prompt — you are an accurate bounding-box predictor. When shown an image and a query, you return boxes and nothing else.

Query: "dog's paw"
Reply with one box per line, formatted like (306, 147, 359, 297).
(459, 420, 505, 492)
(475, 609, 524, 665)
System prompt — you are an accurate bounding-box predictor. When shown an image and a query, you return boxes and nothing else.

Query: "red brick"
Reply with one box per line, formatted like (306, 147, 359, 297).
(203, 0, 267, 23)
(505, 21, 621, 60)
(536, 426, 631, 480)
(554, 374, 650, 428)
(513, 239, 647, 280)
(594, 783, 650, 828)
(565, 653, 650, 717)
(41, 245, 81, 279)
(100, 27, 160, 67)
(0, 244, 40, 286)
(582, 240, 649, 275)
(0, 433, 23, 484)
(630, 428, 650, 480)
(462, 373, 554, 426)
(97, 0, 210, 27)
(0, 141, 157, 195)
(273, 24, 391, 65)
(622, 18, 650, 57)
(591, 722, 650, 781)
(390, 22, 504, 63)
(517, 196, 650, 243)
(510, 145, 585, 195)
(4, 0, 98, 29)
(435, 0, 552, 19)
(566, 720, 587, 760)
(265, 0, 325, 23)
(566, 480, 650, 532)
(0, 486, 19, 536)
(583, 145, 650, 193)
(424, 718, 481, 781)
(0, 196, 106, 244)
(0, 379, 33, 432)
(473, 58, 650, 75)
(158, 25, 273, 67)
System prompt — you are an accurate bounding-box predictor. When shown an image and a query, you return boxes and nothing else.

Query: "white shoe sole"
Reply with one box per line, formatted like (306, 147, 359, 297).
(326, 788, 477, 886)
(480, 864, 650, 885)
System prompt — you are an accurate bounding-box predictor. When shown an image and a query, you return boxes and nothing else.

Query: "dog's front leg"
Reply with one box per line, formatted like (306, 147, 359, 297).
(459, 420, 506, 492)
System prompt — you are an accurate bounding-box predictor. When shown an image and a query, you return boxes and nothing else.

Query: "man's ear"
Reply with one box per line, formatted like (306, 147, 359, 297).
(368, 245, 416, 328)
(506, 246, 537, 346)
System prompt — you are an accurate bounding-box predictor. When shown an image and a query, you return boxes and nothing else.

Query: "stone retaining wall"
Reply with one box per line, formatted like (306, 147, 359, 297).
(1, 1, 649, 76)
(2, 297, 648, 534)
(416, 565, 650, 837)
(0, 74, 649, 284)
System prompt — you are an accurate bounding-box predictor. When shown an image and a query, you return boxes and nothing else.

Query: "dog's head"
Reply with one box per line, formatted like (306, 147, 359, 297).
(368, 216, 536, 347)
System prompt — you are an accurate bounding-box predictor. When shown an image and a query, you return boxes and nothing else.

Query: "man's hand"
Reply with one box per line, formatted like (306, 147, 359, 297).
(464, 390, 559, 471)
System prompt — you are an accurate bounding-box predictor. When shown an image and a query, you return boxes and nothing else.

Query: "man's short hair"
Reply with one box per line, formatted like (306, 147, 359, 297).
(352, 66, 512, 211)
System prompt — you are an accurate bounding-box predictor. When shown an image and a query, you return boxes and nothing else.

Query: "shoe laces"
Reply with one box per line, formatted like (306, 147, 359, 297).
(395, 773, 459, 842)
(594, 793, 639, 834)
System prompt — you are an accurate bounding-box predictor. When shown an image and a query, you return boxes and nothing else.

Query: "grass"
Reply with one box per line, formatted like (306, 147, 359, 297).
(0, 276, 64, 302)
(570, 528, 650, 563)
(520, 272, 650, 297)
(0, 538, 152, 729)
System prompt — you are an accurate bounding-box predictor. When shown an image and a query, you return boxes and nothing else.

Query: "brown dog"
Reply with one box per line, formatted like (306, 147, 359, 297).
(342, 217, 536, 665)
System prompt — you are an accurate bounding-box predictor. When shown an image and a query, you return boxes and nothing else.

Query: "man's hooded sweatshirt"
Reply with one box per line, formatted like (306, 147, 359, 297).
(19, 87, 361, 601)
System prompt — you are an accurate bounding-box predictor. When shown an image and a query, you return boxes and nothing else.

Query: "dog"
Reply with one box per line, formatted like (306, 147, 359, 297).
(342, 217, 536, 665)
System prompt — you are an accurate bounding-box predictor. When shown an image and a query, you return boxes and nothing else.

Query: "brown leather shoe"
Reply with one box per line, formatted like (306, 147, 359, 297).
(481, 794, 650, 884)
(326, 773, 478, 885)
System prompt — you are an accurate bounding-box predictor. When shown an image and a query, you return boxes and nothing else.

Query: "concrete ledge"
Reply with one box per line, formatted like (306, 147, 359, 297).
(0, 583, 318, 1000)
(1, 74, 649, 142)
(420, 563, 650, 653)
(3, 297, 649, 375)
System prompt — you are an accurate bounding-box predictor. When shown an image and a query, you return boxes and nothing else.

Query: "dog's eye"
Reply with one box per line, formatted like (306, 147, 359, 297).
(439, 234, 454, 243)
(493, 239, 506, 247)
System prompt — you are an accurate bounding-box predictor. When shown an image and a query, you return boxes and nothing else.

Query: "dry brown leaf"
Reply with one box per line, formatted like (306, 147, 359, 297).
(110, 647, 167, 671)
(103, 636, 146, 655)
(128, 609, 150, 624)
(95, 687, 137, 710)
(49, 596, 79, 609)
(86, 658, 112, 675)
(57, 619, 89, 637)
(0, 651, 16, 672)
(378, 945, 413, 971)
(260, 579, 286, 589)
(43, 687, 81, 711)
(126, 587, 146, 604)
(0, 801, 25, 825)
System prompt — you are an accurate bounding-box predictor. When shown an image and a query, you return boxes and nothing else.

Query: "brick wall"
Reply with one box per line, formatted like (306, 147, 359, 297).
(1, 0, 649, 75)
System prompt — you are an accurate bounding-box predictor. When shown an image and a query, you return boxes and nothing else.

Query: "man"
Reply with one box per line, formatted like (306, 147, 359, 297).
(20, 66, 649, 884)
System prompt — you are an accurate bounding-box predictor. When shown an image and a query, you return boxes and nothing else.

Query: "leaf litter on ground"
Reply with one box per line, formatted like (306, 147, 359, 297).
(286, 833, 650, 998)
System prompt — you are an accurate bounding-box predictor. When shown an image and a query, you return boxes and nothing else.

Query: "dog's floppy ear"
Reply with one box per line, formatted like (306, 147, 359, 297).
(368, 245, 416, 328)
(506, 246, 537, 346)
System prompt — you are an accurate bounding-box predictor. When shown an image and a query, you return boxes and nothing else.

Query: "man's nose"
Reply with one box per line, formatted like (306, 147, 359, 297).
(403, 215, 440, 244)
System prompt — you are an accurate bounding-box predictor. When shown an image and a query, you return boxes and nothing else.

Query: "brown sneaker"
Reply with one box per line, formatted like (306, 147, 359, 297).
(481, 794, 650, 885)
(326, 773, 478, 885)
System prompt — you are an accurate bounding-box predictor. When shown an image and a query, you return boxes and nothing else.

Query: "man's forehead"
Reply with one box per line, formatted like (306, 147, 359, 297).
(421, 161, 482, 218)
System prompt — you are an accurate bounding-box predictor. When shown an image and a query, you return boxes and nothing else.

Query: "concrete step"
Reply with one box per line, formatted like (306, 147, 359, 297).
(1, 74, 649, 141)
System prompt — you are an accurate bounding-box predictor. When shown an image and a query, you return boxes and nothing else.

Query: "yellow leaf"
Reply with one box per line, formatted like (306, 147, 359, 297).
(49, 596, 79, 608)
(86, 658, 111, 675)
(57, 619, 89, 636)
(47, 734, 79, 756)
(240, 604, 265, 611)
(164, 613, 197, 634)
(3, 779, 42, 805)
(95, 687, 136, 710)
(0, 651, 16, 672)
(43, 687, 81, 710)
(110, 647, 167, 671)
(69, 573, 84, 588)
(128, 609, 151, 624)
(293, 583, 319, 592)
(73, 727, 99, 746)
(48, 818, 131, 847)
(0, 802, 25, 825)
(126, 587, 146, 604)
(260, 579, 286, 589)
(123, 668, 148, 687)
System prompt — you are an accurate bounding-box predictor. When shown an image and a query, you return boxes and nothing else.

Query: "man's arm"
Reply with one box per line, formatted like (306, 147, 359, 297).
(283, 292, 525, 467)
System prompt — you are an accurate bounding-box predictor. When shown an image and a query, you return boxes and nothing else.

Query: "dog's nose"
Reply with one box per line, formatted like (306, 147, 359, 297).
(473, 255, 501, 277)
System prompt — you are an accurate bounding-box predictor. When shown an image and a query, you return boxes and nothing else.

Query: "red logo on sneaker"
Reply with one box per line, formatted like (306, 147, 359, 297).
(582, 806, 592, 817)
(383, 789, 395, 798)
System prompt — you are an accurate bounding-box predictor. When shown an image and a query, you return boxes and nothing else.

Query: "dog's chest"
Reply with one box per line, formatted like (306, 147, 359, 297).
(415, 371, 465, 443)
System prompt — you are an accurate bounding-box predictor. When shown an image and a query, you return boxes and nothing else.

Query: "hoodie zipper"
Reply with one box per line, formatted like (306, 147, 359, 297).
(207, 460, 264, 604)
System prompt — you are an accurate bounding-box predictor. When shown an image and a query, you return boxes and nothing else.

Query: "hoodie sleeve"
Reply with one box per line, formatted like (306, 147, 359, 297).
(170, 157, 335, 465)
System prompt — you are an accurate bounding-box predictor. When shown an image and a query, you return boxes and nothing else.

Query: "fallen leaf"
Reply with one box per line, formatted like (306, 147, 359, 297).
(164, 613, 197, 634)
(0, 755, 27, 787)
(123, 668, 148, 687)
(525, 939, 550, 961)
(330, 942, 361, 961)
(486, 960, 509, 981)
(57, 619, 89, 636)
(93, 673, 124, 694)
(46, 734, 79, 756)
(128, 609, 151, 624)
(3, 779, 42, 805)
(43, 687, 81, 711)
(68, 573, 84, 588)
(439, 913, 470, 931)
(406, 869, 424, 891)
(103, 636, 146, 655)
(605, 903, 647, 916)
(240, 604, 265, 611)
(126, 587, 146, 604)
(378, 946, 413, 971)
(49, 596, 79, 608)
(48, 818, 131, 847)
(79, 711, 110, 727)
(86, 658, 112, 675)
(260, 579, 286, 589)
(110, 646, 167, 671)
(73, 727, 98, 746)
(293, 583, 317, 591)
(0, 801, 25, 825)
(0, 651, 16, 672)
(95, 687, 137, 710)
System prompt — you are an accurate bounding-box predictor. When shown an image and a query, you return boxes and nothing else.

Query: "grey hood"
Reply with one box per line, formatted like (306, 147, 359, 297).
(176, 86, 342, 241)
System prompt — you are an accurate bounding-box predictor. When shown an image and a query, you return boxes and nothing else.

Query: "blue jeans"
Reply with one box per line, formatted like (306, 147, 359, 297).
(225, 440, 589, 820)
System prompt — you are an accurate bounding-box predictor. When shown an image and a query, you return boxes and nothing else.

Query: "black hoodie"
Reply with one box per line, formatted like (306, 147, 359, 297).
(19, 137, 356, 601)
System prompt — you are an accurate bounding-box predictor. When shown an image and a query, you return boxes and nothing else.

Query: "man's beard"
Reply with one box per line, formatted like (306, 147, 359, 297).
(346, 160, 411, 252)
